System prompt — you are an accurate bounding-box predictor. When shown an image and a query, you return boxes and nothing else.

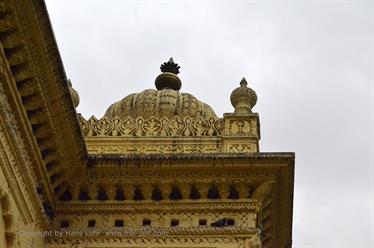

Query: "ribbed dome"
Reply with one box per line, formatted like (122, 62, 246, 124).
(105, 58, 218, 120)
(104, 58, 218, 120)
(105, 88, 218, 120)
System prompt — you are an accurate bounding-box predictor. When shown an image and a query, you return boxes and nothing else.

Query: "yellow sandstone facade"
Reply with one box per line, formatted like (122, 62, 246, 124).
(0, 1, 294, 248)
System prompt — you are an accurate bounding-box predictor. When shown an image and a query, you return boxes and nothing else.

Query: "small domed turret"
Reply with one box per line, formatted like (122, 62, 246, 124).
(68, 79, 80, 108)
(230, 77, 257, 114)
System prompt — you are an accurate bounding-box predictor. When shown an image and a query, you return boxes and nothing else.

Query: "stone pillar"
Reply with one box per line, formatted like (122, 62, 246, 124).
(237, 183, 250, 199)
(71, 184, 80, 201)
(87, 184, 98, 201)
(196, 182, 209, 199)
(217, 181, 230, 199)
(105, 183, 117, 200)
(140, 183, 153, 200)
(123, 184, 135, 201)
(159, 182, 172, 200)
(179, 182, 191, 200)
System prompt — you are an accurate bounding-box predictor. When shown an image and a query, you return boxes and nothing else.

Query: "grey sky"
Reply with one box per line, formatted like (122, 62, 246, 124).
(45, 1, 373, 247)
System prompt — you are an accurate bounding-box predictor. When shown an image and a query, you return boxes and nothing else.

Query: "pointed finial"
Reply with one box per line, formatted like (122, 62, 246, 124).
(230, 77, 257, 114)
(240, 77, 248, 86)
(160, 57, 180, 75)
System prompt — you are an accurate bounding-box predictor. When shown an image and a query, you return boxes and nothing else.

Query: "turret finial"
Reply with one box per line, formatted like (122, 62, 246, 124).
(230, 77, 257, 114)
(160, 57, 180, 75)
(240, 77, 248, 86)
(155, 58, 182, 91)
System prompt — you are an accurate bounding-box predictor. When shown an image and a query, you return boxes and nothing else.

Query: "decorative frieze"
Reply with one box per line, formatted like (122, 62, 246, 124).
(47, 235, 257, 248)
(53, 200, 259, 230)
(79, 115, 224, 137)
(79, 113, 260, 154)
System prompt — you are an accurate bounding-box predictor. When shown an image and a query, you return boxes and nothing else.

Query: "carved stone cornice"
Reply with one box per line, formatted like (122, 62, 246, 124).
(49, 226, 259, 238)
(0, 0, 87, 210)
(88, 152, 294, 164)
(0, 55, 49, 228)
(54, 200, 259, 215)
(47, 235, 254, 247)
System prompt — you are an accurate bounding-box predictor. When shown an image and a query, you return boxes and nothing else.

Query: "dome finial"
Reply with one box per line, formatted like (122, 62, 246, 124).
(230, 77, 257, 114)
(160, 57, 180, 75)
(240, 77, 248, 86)
(155, 58, 182, 91)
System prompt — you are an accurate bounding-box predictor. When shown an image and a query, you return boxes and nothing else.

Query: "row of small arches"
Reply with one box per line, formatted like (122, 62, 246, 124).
(59, 184, 249, 202)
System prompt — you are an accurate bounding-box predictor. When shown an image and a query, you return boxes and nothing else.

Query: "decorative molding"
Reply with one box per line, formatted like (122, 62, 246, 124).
(228, 119, 257, 137)
(0, 74, 41, 225)
(50, 226, 258, 237)
(0, 188, 15, 247)
(0, 0, 87, 204)
(79, 115, 224, 137)
(79, 114, 262, 154)
(47, 236, 249, 247)
(55, 200, 260, 214)
(228, 144, 256, 153)
(86, 142, 223, 154)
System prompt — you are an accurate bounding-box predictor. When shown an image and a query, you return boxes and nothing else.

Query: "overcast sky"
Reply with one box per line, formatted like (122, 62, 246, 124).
(45, 1, 373, 247)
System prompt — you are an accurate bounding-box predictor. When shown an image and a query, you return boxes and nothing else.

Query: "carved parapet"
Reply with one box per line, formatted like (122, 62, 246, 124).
(222, 113, 260, 153)
(79, 115, 227, 155)
(78, 114, 261, 155)
(79, 115, 223, 137)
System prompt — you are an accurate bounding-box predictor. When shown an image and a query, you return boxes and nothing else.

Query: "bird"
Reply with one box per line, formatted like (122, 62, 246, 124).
(210, 218, 227, 227)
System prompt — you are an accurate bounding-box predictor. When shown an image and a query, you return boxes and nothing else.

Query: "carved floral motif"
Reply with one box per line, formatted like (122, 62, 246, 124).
(229, 144, 255, 153)
(87, 144, 223, 154)
(229, 119, 256, 136)
(79, 115, 224, 137)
